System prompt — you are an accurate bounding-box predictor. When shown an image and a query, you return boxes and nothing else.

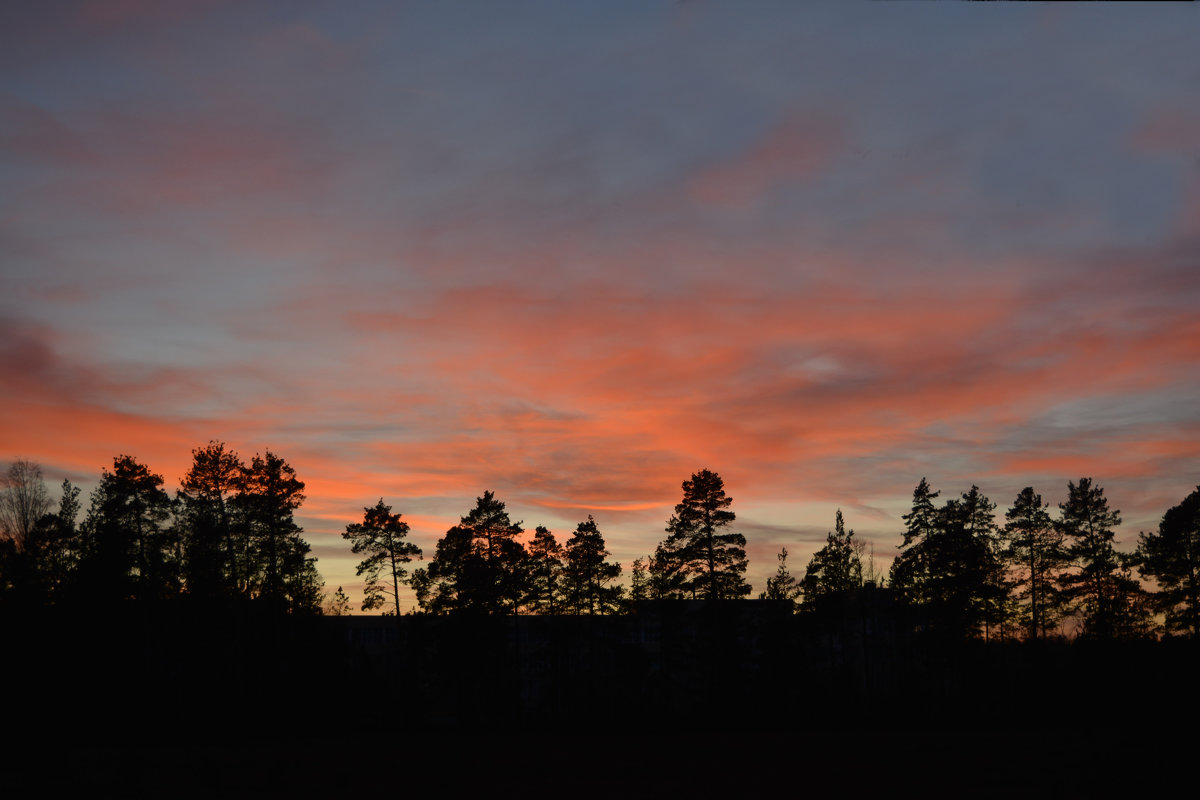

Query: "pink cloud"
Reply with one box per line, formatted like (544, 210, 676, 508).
(286, 265, 1192, 531)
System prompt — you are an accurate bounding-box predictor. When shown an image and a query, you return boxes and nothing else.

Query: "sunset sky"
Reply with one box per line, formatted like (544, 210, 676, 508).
(2, 1, 1198, 610)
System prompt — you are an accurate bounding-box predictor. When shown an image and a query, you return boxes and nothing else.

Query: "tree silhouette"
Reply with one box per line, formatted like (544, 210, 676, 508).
(891, 481, 1001, 638)
(660, 469, 749, 600)
(422, 491, 526, 614)
(343, 498, 422, 615)
(1057, 478, 1122, 639)
(282, 538, 325, 615)
(889, 478, 941, 610)
(1109, 552, 1156, 639)
(648, 539, 688, 599)
(801, 509, 861, 609)
(762, 546, 801, 605)
(943, 485, 1006, 639)
(0, 459, 54, 554)
(410, 565, 434, 613)
(240, 451, 314, 609)
(81, 455, 177, 601)
(561, 515, 622, 615)
(524, 525, 564, 614)
(628, 556, 649, 607)
(24, 479, 82, 600)
(326, 585, 352, 616)
(1003, 487, 1065, 639)
(178, 441, 244, 599)
(1137, 486, 1200, 638)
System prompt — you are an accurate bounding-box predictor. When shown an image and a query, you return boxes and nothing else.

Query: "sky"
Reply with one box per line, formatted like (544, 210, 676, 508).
(2, 1, 1199, 611)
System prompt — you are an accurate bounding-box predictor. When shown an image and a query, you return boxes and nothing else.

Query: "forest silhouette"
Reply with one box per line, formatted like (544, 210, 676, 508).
(2, 444, 1199, 791)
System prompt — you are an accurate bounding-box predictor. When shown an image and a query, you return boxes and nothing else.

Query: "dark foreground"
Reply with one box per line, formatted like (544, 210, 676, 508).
(3, 598, 1196, 796)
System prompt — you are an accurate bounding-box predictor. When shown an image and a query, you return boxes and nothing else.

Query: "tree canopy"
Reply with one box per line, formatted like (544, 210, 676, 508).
(656, 469, 749, 600)
(419, 490, 527, 615)
(801, 509, 861, 609)
(1002, 486, 1065, 639)
(890, 481, 1003, 638)
(9, 449, 1200, 642)
(177, 441, 244, 600)
(81, 455, 177, 601)
(344, 498, 423, 615)
(525, 525, 564, 614)
(1057, 478, 1123, 639)
(762, 546, 801, 605)
(1137, 486, 1200, 638)
(561, 515, 622, 615)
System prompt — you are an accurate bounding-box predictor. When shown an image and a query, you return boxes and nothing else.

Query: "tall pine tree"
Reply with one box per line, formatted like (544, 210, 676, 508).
(889, 478, 941, 610)
(1137, 486, 1200, 638)
(238, 451, 322, 613)
(939, 486, 1004, 639)
(178, 441, 244, 600)
(659, 469, 749, 600)
(344, 499, 422, 615)
(891, 481, 1002, 638)
(81, 455, 178, 601)
(1057, 478, 1122, 639)
(1003, 487, 1065, 639)
(561, 515, 622, 615)
(524, 525, 563, 614)
(422, 491, 526, 615)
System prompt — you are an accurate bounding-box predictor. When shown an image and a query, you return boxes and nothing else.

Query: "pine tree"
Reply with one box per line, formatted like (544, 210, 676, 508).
(35, 479, 82, 600)
(81, 455, 178, 601)
(561, 515, 622, 615)
(286, 547, 326, 616)
(422, 491, 526, 615)
(802, 509, 862, 610)
(889, 478, 941, 609)
(410, 566, 434, 614)
(628, 556, 649, 608)
(524, 525, 563, 614)
(1110, 552, 1156, 639)
(944, 485, 1006, 640)
(660, 469, 749, 600)
(761, 546, 801, 606)
(648, 540, 688, 599)
(21, 479, 83, 601)
(1057, 478, 1123, 639)
(343, 499, 422, 615)
(1137, 486, 1200, 638)
(240, 450, 312, 606)
(238, 451, 322, 613)
(1003, 487, 1066, 640)
(178, 441, 244, 599)
(891, 481, 1002, 638)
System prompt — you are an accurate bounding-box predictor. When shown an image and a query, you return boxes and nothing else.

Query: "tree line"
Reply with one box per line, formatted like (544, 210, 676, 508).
(0, 443, 321, 613)
(790, 476, 1199, 641)
(345, 467, 749, 617)
(3, 447, 1199, 640)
